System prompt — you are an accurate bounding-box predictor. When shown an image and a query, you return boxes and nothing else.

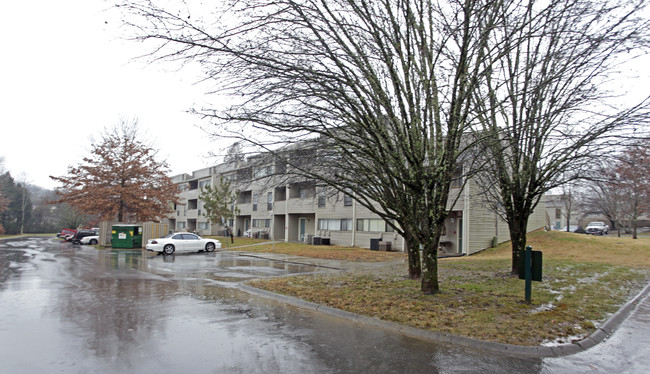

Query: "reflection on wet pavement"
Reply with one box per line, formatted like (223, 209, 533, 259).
(6, 236, 646, 373)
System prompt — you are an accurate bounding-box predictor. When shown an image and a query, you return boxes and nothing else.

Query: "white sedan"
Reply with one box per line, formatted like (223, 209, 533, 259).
(146, 233, 222, 255)
(80, 235, 99, 245)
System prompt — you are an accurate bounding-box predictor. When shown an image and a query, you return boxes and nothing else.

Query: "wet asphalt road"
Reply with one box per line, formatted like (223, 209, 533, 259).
(0, 237, 648, 373)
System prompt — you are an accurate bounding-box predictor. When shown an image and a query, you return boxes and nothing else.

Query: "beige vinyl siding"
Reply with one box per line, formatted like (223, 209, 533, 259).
(467, 202, 503, 255)
(466, 181, 547, 255)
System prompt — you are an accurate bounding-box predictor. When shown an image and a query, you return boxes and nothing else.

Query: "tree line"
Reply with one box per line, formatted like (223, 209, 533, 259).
(0, 170, 77, 235)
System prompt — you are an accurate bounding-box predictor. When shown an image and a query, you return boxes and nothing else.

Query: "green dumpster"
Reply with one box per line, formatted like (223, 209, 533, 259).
(111, 225, 143, 249)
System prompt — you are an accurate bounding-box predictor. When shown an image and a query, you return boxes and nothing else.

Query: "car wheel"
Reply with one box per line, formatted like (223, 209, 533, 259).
(163, 244, 175, 255)
(89, 239, 98, 245)
(205, 242, 216, 252)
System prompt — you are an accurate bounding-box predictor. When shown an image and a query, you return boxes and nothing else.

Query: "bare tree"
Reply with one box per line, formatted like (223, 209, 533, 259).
(616, 140, 650, 238)
(472, 0, 650, 274)
(560, 184, 578, 232)
(584, 172, 625, 235)
(117, 0, 515, 293)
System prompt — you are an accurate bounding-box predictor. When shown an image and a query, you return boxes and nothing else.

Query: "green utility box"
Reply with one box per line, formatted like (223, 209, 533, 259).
(111, 225, 143, 249)
(518, 249, 543, 282)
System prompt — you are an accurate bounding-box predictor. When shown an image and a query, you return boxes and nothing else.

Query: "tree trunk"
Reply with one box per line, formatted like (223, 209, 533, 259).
(404, 234, 422, 279)
(421, 241, 439, 294)
(509, 218, 528, 276)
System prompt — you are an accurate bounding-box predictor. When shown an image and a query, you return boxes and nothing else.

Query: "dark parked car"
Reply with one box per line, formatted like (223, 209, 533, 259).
(71, 229, 100, 245)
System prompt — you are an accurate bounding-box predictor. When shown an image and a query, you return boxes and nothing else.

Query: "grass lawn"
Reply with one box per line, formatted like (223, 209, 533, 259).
(208, 236, 404, 262)
(242, 231, 650, 346)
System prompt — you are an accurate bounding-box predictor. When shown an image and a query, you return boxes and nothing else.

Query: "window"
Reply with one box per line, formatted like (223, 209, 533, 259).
(300, 187, 308, 199)
(198, 222, 209, 230)
(239, 191, 252, 204)
(318, 219, 353, 231)
(318, 187, 326, 208)
(252, 219, 271, 228)
(451, 168, 464, 188)
(356, 219, 386, 232)
(267, 192, 273, 211)
(199, 179, 211, 190)
(344, 194, 353, 207)
(555, 208, 562, 219)
(253, 193, 258, 211)
(177, 221, 186, 229)
(254, 165, 273, 178)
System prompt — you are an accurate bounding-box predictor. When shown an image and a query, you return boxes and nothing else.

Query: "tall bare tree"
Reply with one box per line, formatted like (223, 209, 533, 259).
(615, 140, 650, 239)
(118, 0, 515, 293)
(584, 171, 624, 235)
(472, 0, 650, 274)
(50, 119, 179, 222)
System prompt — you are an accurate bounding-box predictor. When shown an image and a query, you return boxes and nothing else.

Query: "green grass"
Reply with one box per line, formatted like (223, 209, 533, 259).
(247, 231, 650, 346)
(208, 235, 404, 262)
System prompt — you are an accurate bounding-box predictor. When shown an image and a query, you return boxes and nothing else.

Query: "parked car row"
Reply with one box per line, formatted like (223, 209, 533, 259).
(57, 227, 223, 256)
(57, 228, 99, 245)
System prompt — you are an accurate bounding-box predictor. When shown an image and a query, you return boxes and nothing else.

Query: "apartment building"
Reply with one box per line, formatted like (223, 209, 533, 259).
(165, 158, 546, 256)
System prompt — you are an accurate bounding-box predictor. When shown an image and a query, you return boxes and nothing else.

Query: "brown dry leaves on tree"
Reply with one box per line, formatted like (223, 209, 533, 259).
(50, 120, 179, 222)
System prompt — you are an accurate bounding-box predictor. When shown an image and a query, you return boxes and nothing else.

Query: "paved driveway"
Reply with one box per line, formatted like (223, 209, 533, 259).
(1, 236, 649, 373)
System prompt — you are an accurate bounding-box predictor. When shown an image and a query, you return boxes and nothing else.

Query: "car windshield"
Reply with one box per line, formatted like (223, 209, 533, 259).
(162, 234, 175, 238)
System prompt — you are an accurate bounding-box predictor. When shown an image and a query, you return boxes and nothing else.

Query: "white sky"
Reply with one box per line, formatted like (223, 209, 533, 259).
(0, 0, 227, 190)
(1, 1, 648, 190)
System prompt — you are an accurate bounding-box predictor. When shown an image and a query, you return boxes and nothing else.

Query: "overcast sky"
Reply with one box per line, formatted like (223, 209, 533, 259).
(2, 1, 648, 191)
(0, 0, 228, 190)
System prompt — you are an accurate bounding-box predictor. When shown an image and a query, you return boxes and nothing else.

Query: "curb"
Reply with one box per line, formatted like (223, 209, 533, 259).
(239, 281, 650, 358)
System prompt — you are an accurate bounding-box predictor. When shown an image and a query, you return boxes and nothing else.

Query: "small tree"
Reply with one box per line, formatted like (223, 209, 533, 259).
(199, 177, 240, 243)
(585, 170, 625, 236)
(616, 140, 650, 239)
(50, 119, 179, 222)
(560, 185, 578, 232)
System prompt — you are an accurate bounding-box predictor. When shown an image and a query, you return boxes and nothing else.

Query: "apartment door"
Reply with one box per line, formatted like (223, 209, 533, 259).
(457, 218, 463, 254)
(299, 218, 306, 242)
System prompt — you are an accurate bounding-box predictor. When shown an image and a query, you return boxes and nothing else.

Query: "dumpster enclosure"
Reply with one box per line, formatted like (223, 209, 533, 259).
(111, 225, 143, 249)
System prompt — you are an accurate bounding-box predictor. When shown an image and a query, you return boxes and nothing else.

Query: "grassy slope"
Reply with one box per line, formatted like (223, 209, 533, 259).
(244, 231, 650, 346)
